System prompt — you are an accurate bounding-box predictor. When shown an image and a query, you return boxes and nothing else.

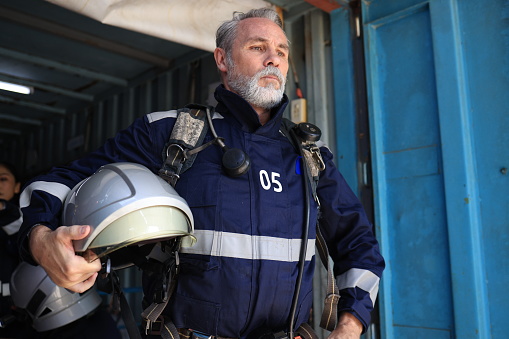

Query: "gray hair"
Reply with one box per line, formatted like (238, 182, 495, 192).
(216, 8, 285, 55)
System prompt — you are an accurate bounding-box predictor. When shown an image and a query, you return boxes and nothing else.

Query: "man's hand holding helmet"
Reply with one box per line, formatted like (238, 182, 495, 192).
(29, 163, 195, 294)
(29, 224, 101, 293)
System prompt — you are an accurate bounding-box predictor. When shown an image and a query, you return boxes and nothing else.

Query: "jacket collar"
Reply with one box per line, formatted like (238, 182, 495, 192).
(214, 85, 289, 137)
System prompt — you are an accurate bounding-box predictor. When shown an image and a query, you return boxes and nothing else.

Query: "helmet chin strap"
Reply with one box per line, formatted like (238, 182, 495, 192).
(140, 240, 182, 338)
(107, 270, 141, 339)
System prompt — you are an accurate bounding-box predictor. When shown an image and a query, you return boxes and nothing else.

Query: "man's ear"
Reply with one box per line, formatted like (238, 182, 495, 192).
(214, 48, 228, 72)
(14, 182, 20, 194)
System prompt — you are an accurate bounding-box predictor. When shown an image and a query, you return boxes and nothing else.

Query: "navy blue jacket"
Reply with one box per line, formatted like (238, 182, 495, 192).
(1, 198, 22, 290)
(19, 85, 384, 337)
(1, 198, 23, 336)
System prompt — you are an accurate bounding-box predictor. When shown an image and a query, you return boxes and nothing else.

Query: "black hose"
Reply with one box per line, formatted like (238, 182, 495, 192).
(287, 127, 312, 339)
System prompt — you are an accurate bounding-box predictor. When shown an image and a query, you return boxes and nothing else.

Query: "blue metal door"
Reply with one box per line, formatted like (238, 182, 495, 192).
(360, 0, 509, 338)
(363, 1, 454, 337)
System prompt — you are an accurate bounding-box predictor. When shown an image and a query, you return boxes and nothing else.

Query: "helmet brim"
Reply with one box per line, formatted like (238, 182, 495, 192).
(79, 205, 197, 259)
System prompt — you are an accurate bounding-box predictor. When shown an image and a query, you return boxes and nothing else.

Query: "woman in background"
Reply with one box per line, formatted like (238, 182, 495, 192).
(0, 161, 38, 338)
(0, 161, 22, 292)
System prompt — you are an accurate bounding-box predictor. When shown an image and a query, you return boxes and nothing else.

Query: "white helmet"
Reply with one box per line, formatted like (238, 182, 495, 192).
(9, 262, 102, 332)
(62, 162, 196, 260)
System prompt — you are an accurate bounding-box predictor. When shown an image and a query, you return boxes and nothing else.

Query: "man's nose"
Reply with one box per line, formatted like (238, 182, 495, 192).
(264, 49, 281, 68)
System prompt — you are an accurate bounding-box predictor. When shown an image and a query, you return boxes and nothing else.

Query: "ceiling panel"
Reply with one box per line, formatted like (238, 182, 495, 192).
(0, 0, 198, 140)
(0, 0, 315, 141)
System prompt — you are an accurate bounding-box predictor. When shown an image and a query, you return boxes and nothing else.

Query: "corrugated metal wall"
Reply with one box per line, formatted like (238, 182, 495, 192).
(18, 54, 220, 180)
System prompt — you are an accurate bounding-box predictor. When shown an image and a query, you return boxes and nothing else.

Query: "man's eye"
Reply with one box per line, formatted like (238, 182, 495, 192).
(252, 46, 262, 51)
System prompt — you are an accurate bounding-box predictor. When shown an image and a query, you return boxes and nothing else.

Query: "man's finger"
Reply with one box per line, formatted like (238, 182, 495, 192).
(81, 249, 100, 263)
(64, 225, 92, 241)
(66, 272, 99, 293)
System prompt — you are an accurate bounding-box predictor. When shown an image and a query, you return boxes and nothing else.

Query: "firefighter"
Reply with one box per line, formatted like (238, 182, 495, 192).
(18, 8, 384, 339)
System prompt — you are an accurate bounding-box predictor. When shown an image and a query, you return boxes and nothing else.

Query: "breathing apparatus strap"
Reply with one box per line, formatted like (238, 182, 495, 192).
(280, 118, 339, 332)
(141, 278, 179, 339)
(140, 242, 182, 338)
(94, 243, 172, 339)
(107, 265, 180, 339)
(94, 242, 181, 338)
(315, 227, 340, 331)
(159, 106, 210, 187)
(94, 269, 143, 339)
(296, 322, 320, 339)
(112, 272, 143, 339)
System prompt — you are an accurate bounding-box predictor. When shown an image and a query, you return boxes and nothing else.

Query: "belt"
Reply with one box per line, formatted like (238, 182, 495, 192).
(141, 318, 237, 339)
(144, 321, 315, 339)
(178, 328, 237, 339)
(177, 328, 311, 339)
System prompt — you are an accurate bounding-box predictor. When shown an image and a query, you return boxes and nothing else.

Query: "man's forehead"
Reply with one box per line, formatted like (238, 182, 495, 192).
(245, 36, 289, 50)
(237, 18, 288, 45)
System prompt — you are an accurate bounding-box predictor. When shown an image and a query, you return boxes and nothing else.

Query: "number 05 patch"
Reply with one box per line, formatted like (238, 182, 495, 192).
(259, 170, 283, 192)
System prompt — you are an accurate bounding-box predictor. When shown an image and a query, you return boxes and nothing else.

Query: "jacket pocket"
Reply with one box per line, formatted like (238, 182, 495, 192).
(169, 292, 220, 335)
(177, 162, 221, 271)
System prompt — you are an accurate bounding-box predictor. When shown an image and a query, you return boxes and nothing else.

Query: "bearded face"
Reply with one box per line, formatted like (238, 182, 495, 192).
(226, 55, 286, 110)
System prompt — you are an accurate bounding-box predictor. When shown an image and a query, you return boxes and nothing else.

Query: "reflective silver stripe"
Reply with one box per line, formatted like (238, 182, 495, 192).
(336, 268, 380, 306)
(0, 281, 10, 297)
(147, 110, 178, 123)
(147, 110, 224, 123)
(181, 229, 315, 262)
(2, 214, 22, 235)
(20, 181, 71, 208)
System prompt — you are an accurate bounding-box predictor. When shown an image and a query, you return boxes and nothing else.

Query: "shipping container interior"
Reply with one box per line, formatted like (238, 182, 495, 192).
(0, 1, 343, 338)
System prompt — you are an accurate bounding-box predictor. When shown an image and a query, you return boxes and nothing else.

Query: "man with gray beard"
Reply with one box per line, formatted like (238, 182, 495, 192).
(227, 64, 286, 111)
(19, 7, 384, 339)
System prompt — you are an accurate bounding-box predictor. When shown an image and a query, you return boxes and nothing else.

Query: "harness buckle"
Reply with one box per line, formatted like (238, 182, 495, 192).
(144, 315, 164, 336)
(153, 250, 179, 304)
(307, 145, 325, 171)
(166, 143, 188, 162)
(158, 168, 180, 187)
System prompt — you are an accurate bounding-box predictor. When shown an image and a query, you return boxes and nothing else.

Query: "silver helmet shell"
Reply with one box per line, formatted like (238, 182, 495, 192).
(9, 262, 102, 332)
(62, 162, 196, 258)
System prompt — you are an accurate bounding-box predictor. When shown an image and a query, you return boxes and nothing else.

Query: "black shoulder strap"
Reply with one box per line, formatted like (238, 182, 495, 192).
(280, 118, 339, 331)
(159, 105, 210, 187)
(280, 118, 325, 197)
(280, 117, 297, 134)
